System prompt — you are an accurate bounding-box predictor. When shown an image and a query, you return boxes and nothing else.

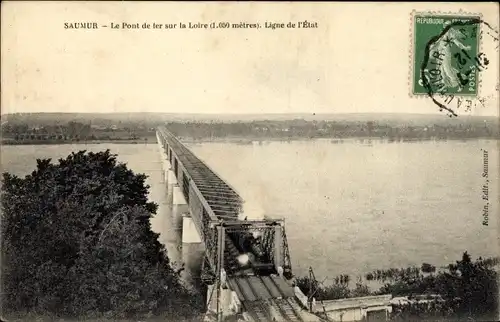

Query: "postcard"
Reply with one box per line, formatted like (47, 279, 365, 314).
(1, 2, 498, 322)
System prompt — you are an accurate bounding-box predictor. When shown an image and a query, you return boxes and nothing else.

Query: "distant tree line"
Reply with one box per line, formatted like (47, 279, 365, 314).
(295, 252, 499, 321)
(166, 120, 499, 140)
(2, 119, 498, 143)
(1, 121, 156, 143)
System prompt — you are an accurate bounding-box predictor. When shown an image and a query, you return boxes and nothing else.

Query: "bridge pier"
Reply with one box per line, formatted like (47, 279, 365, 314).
(157, 139, 166, 183)
(182, 215, 204, 290)
(167, 170, 178, 205)
(164, 169, 169, 184)
(171, 183, 187, 265)
(162, 158, 171, 183)
(166, 205, 183, 268)
(173, 185, 205, 291)
(173, 184, 188, 215)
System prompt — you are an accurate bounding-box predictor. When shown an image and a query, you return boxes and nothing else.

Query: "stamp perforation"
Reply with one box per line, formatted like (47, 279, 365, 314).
(408, 9, 484, 100)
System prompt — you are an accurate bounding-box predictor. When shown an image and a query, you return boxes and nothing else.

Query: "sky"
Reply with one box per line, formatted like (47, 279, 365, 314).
(1, 2, 499, 116)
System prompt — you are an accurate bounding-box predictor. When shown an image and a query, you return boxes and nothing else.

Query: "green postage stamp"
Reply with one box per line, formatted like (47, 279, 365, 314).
(411, 12, 482, 97)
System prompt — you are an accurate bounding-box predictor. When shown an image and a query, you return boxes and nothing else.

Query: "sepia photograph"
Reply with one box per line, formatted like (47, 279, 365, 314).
(1, 2, 499, 322)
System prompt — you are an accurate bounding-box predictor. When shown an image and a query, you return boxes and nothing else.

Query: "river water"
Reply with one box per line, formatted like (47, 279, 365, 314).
(1, 139, 498, 283)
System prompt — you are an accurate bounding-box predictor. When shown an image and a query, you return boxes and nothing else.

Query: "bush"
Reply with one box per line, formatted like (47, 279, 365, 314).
(421, 263, 436, 273)
(1, 150, 202, 320)
(297, 252, 498, 320)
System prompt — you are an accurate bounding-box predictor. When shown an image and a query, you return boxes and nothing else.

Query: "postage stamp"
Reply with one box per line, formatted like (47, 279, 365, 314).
(410, 11, 499, 117)
(411, 12, 481, 97)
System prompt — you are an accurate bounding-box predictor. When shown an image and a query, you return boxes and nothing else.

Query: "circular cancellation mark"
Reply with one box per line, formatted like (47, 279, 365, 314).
(419, 16, 499, 117)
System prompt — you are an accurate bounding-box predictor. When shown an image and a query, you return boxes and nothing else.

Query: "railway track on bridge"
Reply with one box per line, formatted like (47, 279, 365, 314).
(228, 276, 304, 321)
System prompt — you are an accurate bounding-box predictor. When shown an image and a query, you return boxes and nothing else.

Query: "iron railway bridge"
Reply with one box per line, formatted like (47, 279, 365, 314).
(157, 126, 311, 322)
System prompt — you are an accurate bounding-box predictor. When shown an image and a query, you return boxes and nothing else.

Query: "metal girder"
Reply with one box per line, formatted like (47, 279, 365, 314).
(214, 215, 240, 221)
(206, 203, 240, 212)
(192, 180, 231, 189)
(212, 208, 239, 214)
(207, 200, 241, 207)
(196, 185, 241, 194)
(203, 193, 239, 201)
(188, 169, 223, 176)
(192, 179, 231, 187)
(205, 198, 240, 205)
(192, 179, 230, 187)
(182, 159, 206, 166)
(190, 174, 223, 181)
(220, 220, 284, 230)
(213, 210, 239, 217)
(196, 184, 236, 193)
(210, 204, 239, 210)
(202, 192, 239, 199)
(189, 168, 222, 181)
(212, 209, 239, 216)
(201, 193, 242, 201)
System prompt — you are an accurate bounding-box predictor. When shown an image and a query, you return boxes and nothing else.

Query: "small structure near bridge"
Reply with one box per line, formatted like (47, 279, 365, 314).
(308, 294, 392, 322)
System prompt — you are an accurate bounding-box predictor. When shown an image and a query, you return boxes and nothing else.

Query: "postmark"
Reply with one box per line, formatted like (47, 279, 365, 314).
(410, 11, 499, 117)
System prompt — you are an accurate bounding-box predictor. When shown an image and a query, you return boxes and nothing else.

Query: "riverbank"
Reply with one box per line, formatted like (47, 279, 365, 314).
(2, 135, 498, 146)
(1, 139, 155, 145)
(180, 136, 499, 144)
(296, 253, 499, 321)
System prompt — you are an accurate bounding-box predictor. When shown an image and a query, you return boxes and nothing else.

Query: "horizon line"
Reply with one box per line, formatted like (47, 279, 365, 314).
(1, 111, 493, 116)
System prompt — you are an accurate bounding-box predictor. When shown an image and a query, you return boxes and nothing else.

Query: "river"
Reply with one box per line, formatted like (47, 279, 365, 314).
(1, 139, 498, 282)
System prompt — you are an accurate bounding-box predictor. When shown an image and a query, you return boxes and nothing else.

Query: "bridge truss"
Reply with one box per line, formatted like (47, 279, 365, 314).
(157, 127, 294, 319)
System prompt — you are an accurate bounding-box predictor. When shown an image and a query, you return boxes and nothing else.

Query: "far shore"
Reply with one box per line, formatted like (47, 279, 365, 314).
(2, 135, 498, 146)
(1, 139, 155, 146)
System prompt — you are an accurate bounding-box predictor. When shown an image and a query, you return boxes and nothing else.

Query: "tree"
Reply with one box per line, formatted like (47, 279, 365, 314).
(351, 282, 371, 298)
(421, 263, 436, 274)
(379, 252, 498, 320)
(1, 150, 202, 320)
(446, 252, 498, 319)
(295, 252, 498, 320)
